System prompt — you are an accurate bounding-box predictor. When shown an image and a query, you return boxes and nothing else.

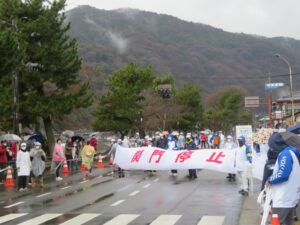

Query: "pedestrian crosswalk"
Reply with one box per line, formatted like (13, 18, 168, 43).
(0, 213, 225, 225)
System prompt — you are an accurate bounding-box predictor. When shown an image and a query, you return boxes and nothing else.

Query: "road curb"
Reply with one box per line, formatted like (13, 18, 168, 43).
(239, 193, 261, 225)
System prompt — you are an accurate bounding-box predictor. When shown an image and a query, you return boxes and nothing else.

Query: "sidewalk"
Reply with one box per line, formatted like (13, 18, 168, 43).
(239, 193, 261, 225)
(239, 186, 300, 225)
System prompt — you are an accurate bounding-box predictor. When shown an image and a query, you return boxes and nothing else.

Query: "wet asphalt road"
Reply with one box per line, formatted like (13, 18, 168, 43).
(0, 168, 243, 225)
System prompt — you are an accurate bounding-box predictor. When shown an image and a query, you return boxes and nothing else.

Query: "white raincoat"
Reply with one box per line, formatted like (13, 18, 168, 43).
(16, 150, 31, 176)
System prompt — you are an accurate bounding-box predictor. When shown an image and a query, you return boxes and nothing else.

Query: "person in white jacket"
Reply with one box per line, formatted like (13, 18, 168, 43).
(17, 142, 31, 191)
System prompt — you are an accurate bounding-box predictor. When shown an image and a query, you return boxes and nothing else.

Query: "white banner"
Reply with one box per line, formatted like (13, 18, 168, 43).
(115, 147, 236, 173)
(114, 146, 266, 180)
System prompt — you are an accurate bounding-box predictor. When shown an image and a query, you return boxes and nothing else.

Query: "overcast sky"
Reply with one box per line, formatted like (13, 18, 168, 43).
(66, 0, 300, 40)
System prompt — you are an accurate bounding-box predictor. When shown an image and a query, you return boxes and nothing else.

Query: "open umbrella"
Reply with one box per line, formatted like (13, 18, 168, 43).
(0, 134, 22, 142)
(62, 130, 74, 137)
(172, 131, 179, 136)
(28, 134, 44, 143)
(280, 132, 300, 149)
(72, 135, 84, 142)
(287, 123, 300, 134)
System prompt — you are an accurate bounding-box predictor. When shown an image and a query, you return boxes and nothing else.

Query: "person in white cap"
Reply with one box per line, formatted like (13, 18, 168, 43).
(108, 139, 125, 178)
(178, 132, 185, 150)
(225, 135, 237, 181)
(17, 142, 31, 191)
(30, 142, 46, 188)
(122, 136, 129, 148)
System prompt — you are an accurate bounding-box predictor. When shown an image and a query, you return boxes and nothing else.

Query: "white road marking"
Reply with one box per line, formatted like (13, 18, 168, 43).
(197, 216, 225, 225)
(59, 213, 101, 225)
(17, 214, 62, 225)
(110, 200, 125, 207)
(0, 213, 27, 224)
(80, 180, 88, 184)
(153, 178, 159, 182)
(61, 186, 72, 190)
(150, 215, 182, 225)
(103, 214, 139, 225)
(4, 201, 24, 209)
(0, 201, 5, 204)
(143, 184, 151, 188)
(36, 192, 51, 198)
(129, 190, 140, 196)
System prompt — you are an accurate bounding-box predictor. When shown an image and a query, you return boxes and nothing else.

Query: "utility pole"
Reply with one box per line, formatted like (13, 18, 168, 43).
(12, 19, 19, 135)
(267, 72, 272, 128)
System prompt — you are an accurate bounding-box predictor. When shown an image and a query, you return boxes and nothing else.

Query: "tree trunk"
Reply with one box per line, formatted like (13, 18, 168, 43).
(44, 116, 55, 156)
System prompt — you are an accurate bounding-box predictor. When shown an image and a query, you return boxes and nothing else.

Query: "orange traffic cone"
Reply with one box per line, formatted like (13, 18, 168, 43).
(4, 166, 15, 187)
(97, 155, 104, 168)
(62, 160, 69, 176)
(81, 163, 86, 172)
(271, 214, 280, 225)
(109, 156, 113, 165)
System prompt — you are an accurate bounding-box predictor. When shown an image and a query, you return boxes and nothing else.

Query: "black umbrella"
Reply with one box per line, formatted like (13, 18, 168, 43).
(280, 132, 300, 149)
(287, 123, 300, 134)
(72, 135, 84, 142)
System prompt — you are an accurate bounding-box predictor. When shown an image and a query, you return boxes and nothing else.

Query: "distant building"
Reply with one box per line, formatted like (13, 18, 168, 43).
(273, 90, 300, 126)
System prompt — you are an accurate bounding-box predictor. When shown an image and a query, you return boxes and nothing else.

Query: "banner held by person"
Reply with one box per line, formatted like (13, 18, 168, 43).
(114, 147, 242, 173)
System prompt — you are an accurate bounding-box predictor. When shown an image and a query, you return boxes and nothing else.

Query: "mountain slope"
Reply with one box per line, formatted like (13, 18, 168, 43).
(67, 5, 300, 96)
(57, 5, 300, 129)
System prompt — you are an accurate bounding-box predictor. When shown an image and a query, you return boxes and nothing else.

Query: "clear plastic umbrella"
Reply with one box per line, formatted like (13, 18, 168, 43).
(0, 134, 22, 142)
(61, 130, 75, 137)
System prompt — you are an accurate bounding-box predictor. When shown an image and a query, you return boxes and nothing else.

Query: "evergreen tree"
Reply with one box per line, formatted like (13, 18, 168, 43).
(203, 87, 252, 131)
(93, 63, 153, 137)
(175, 84, 203, 131)
(0, 1, 23, 131)
(0, 0, 92, 151)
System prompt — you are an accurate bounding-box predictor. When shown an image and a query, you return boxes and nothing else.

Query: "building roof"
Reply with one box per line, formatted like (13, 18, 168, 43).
(276, 90, 300, 102)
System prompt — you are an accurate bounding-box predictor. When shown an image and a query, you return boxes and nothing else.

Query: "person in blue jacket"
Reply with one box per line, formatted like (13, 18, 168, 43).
(265, 132, 300, 225)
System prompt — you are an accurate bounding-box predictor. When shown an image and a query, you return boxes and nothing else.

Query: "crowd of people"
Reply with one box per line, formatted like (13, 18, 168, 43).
(1, 127, 300, 224)
(108, 131, 238, 179)
(0, 134, 99, 191)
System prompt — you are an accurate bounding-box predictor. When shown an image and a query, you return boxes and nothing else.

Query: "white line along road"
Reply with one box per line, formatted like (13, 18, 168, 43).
(61, 186, 72, 190)
(4, 202, 24, 209)
(143, 184, 151, 188)
(17, 214, 62, 225)
(129, 191, 140, 196)
(80, 180, 88, 184)
(36, 192, 51, 198)
(103, 214, 139, 225)
(110, 200, 125, 207)
(59, 213, 101, 225)
(153, 178, 159, 182)
(197, 216, 225, 225)
(149, 215, 182, 225)
(0, 213, 28, 224)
